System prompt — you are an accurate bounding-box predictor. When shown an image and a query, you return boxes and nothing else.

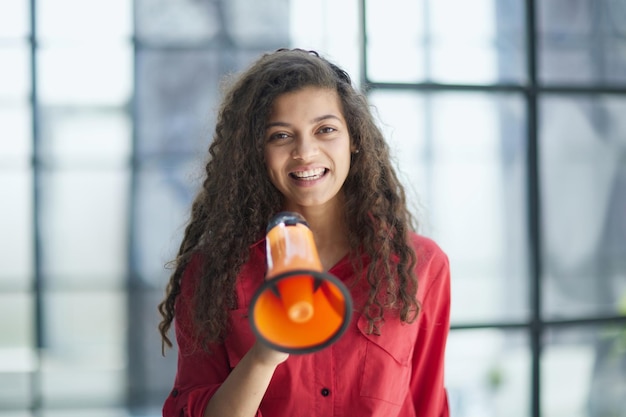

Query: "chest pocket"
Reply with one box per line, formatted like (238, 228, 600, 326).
(223, 308, 288, 399)
(357, 314, 417, 405)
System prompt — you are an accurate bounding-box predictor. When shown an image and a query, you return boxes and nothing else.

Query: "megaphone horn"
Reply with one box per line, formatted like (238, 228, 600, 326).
(249, 212, 353, 354)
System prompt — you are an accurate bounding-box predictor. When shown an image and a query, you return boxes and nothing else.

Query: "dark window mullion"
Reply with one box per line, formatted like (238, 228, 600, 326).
(358, 0, 367, 88)
(524, 1, 542, 417)
(126, 0, 143, 408)
(29, 0, 43, 412)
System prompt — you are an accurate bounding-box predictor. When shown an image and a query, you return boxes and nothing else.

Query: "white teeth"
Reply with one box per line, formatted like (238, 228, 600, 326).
(292, 168, 326, 180)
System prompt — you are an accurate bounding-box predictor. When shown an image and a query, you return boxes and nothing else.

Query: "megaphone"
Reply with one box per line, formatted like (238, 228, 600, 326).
(249, 212, 353, 354)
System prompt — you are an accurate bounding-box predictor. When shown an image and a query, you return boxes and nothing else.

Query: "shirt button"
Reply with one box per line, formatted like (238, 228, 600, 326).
(321, 388, 330, 397)
(171, 389, 179, 397)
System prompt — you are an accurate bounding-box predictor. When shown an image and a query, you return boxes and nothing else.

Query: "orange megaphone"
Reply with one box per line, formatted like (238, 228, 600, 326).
(249, 212, 353, 354)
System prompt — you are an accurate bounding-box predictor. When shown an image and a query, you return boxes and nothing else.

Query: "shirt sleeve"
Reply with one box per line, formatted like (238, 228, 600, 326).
(162, 256, 262, 417)
(410, 242, 451, 417)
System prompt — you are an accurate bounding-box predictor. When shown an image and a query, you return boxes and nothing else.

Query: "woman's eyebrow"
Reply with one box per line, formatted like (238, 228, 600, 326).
(266, 114, 341, 129)
(311, 114, 342, 124)
(266, 121, 291, 129)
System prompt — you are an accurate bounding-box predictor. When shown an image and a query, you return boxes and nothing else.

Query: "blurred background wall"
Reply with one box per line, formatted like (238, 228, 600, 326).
(1, 0, 625, 416)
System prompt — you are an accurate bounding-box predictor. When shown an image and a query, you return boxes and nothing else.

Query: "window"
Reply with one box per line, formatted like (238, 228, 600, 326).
(1, 1, 624, 416)
(363, 1, 626, 416)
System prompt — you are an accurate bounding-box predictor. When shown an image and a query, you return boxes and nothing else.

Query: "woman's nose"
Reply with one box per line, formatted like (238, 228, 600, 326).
(291, 135, 318, 160)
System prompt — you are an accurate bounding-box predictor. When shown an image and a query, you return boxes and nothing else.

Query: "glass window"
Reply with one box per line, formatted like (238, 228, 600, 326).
(367, 91, 428, 214)
(366, 0, 526, 84)
(0, 412, 33, 417)
(0, 171, 33, 289)
(37, 0, 131, 40)
(0, 293, 35, 409)
(38, 44, 132, 107)
(41, 291, 126, 406)
(428, 0, 526, 84)
(0, 295, 35, 350)
(538, 0, 626, 85)
(135, 50, 221, 157)
(0, 47, 30, 101)
(540, 94, 626, 318)
(40, 409, 131, 417)
(38, 108, 131, 164)
(133, 158, 202, 286)
(288, 0, 361, 82)
(135, 0, 222, 44)
(5, 0, 626, 415)
(0, 371, 32, 410)
(542, 325, 626, 416)
(366, 0, 426, 83)
(0, 1, 29, 39)
(221, 0, 290, 48)
(127, 289, 178, 407)
(446, 329, 530, 417)
(369, 90, 529, 324)
(0, 105, 31, 165)
(0, 1, 34, 413)
(39, 169, 130, 287)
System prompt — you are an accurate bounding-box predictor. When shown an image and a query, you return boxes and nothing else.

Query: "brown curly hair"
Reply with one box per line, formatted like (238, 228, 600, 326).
(158, 48, 419, 352)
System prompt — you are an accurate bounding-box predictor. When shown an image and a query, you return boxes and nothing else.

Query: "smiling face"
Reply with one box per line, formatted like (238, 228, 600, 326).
(264, 87, 353, 213)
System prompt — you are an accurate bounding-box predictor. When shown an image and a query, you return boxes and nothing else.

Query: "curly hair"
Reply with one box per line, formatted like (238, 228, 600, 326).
(158, 48, 419, 352)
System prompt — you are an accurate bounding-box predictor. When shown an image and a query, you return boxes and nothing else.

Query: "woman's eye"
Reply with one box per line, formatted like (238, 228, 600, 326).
(269, 132, 289, 141)
(318, 126, 336, 134)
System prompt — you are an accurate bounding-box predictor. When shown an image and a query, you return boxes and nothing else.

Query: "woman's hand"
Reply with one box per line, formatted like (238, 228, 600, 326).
(249, 340, 289, 367)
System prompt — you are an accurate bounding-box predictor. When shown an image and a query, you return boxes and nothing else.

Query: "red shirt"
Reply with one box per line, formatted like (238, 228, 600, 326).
(163, 233, 451, 417)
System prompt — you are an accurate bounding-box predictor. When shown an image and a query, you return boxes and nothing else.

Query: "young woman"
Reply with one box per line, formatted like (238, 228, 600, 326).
(158, 48, 451, 417)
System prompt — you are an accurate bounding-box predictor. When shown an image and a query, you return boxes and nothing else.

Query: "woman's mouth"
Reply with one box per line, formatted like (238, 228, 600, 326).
(290, 168, 328, 181)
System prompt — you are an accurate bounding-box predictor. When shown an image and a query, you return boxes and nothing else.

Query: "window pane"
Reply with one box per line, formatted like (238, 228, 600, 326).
(135, 50, 221, 156)
(288, 0, 360, 82)
(0, 293, 36, 408)
(428, 0, 525, 84)
(538, 0, 626, 85)
(0, 1, 29, 38)
(0, 373, 32, 410)
(221, 0, 290, 47)
(37, 0, 131, 40)
(0, 46, 30, 101)
(40, 409, 131, 417)
(38, 44, 132, 106)
(366, 0, 425, 83)
(0, 292, 34, 348)
(39, 169, 130, 286)
(133, 158, 201, 286)
(0, 170, 33, 288)
(135, 0, 222, 44)
(41, 291, 126, 407)
(542, 325, 626, 416)
(367, 91, 428, 214)
(128, 289, 177, 408)
(38, 107, 131, 164)
(366, 0, 526, 84)
(136, 0, 289, 47)
(369, 91, 529, 324)
(540, 95, 626, 318)
(0, 105, 32, 164)
(446, 329, 530, 417)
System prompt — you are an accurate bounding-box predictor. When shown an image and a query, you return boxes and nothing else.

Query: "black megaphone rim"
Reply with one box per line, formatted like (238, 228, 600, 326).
(249, 269, 353, 354)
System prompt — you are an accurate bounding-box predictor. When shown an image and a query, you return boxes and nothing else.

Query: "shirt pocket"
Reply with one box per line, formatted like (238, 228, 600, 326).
(223, 308, 288, 399)
(357, 314, 417, 405)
